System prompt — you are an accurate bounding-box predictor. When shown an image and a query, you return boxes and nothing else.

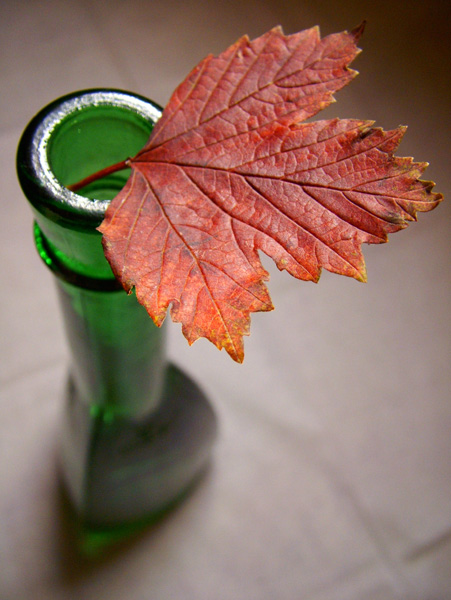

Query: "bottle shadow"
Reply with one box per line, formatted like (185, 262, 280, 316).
(53, 464, 213, 587)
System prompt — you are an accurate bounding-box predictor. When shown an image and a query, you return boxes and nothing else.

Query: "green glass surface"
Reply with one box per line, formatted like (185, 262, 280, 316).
(47, 106, 143, 196)
(17, 90, 217, 542)
(30, 99, 153, 278)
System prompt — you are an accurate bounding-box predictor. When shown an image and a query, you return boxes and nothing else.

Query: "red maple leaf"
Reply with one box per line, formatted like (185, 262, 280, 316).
(98, 24, 442, 362)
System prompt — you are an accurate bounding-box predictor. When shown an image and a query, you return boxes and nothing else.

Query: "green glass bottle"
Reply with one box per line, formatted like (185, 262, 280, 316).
(17, 89, 217, 537)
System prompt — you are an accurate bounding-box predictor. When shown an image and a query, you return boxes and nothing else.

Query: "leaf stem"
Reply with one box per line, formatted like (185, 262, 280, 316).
(67, 158, 130, 193)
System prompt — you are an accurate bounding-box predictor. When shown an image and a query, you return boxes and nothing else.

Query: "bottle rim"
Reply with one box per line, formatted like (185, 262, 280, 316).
(17, 88, 162, 227)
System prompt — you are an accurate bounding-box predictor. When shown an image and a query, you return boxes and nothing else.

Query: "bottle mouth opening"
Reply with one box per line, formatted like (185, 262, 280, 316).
(18, 89, 162, 225)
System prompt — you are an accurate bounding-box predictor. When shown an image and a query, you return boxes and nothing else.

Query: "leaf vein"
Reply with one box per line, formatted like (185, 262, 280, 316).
(143, 175, 239, 354)
(182, 168, 315, 278)
(243, 176, 360, 276)
(199, 41, 248, 124)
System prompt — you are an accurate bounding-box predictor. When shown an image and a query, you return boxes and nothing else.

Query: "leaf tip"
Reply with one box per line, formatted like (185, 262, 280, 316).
(271, 24, 284, 35)
(351, 21, 366, 42)
(220, 337, 245, 363)
(233, 352, 245, 364)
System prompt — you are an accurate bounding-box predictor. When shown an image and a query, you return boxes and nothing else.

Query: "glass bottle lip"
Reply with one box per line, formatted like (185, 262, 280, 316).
(17, 88, 162, 227)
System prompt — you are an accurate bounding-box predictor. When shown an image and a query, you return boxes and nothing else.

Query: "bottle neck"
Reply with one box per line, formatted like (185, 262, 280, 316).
(17, 90, 167, 419)
(17, 89, 162, 280)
